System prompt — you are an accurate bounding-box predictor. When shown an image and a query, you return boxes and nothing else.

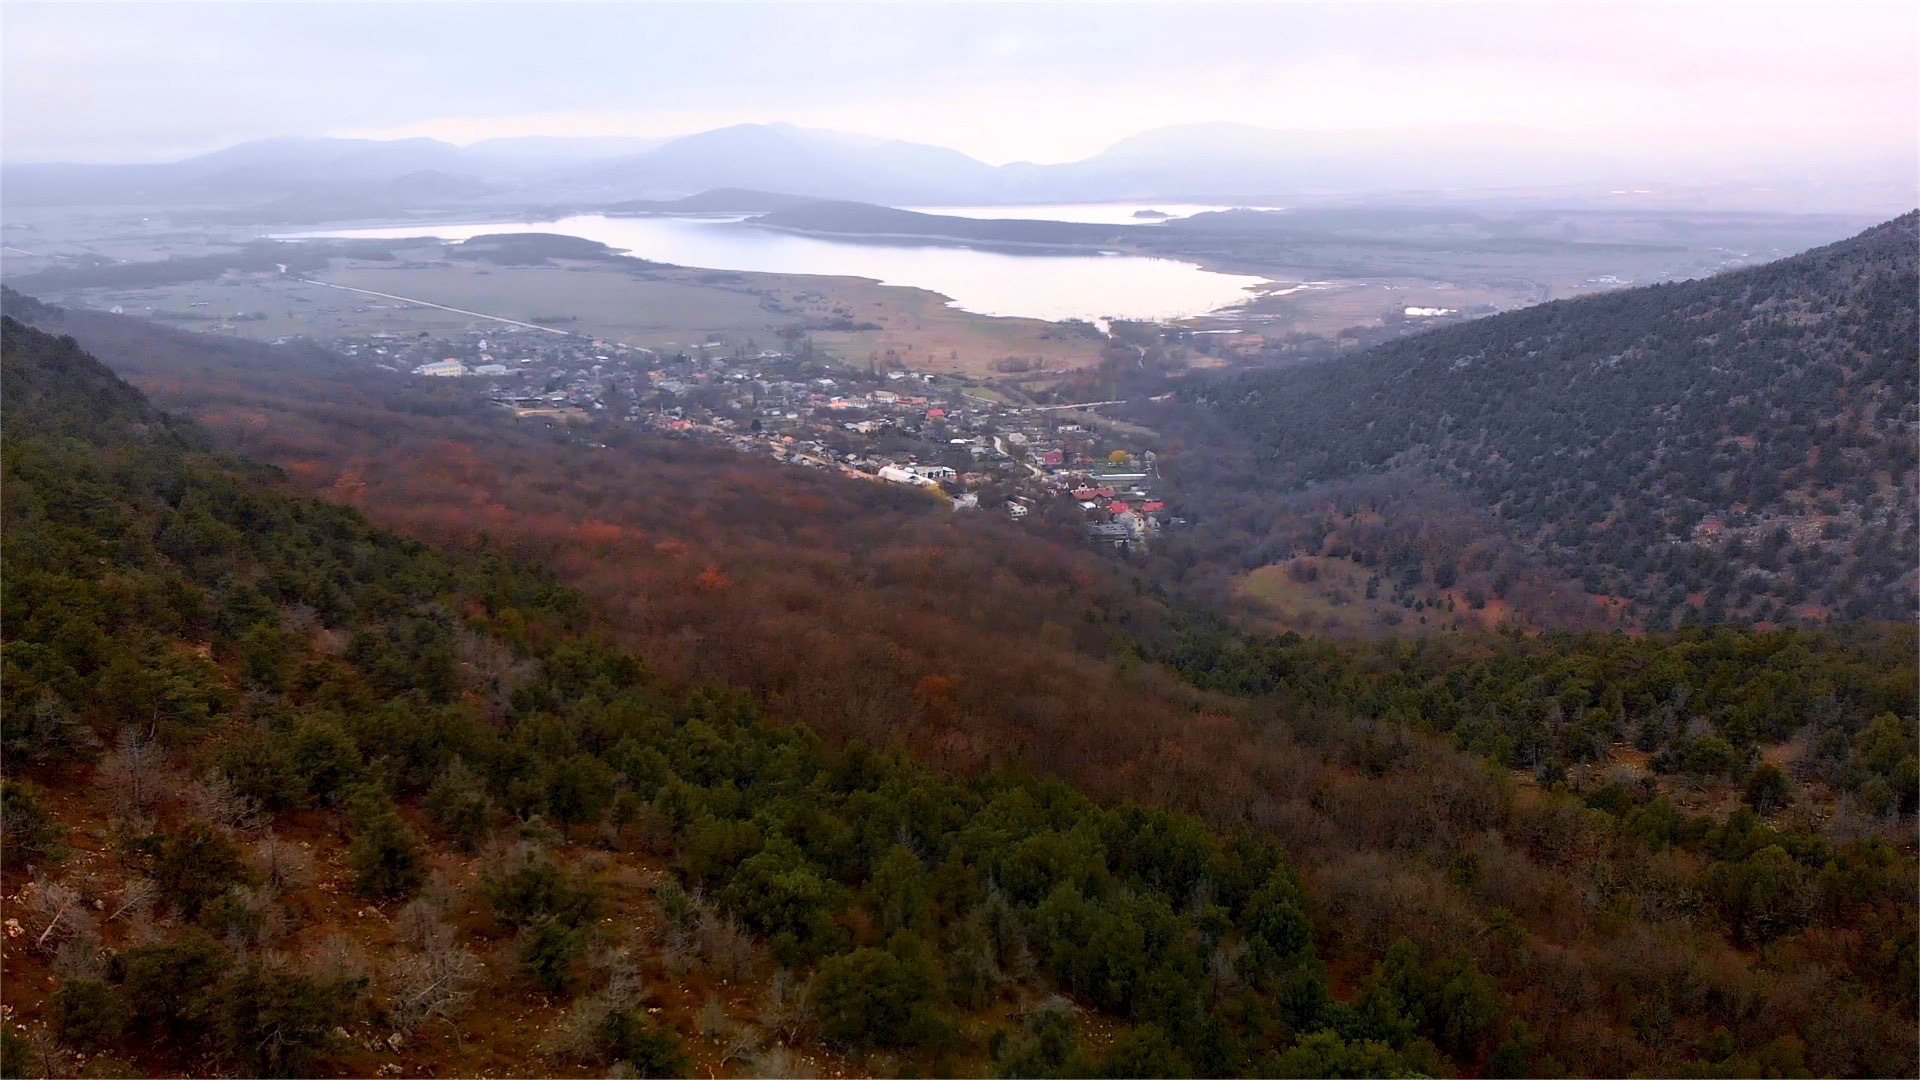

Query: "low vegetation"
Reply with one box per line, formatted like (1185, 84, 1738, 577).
(1185, 214, 1919, 627)
(4, 289, 1913, 1078)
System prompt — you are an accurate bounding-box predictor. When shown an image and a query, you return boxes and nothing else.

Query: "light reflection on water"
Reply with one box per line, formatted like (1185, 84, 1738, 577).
(278, 211, 1267, 323)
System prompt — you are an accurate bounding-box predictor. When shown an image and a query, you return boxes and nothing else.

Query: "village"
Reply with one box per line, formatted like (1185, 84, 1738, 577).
(316, 324, 1172, 550)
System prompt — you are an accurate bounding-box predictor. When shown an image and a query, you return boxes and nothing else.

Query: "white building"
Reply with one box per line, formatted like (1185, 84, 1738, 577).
(415, 360, 466, 377)
(878, 465, 936, 487)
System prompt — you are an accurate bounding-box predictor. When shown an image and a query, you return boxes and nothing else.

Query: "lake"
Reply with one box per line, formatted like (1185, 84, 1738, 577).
(277, 208, 1268, 323)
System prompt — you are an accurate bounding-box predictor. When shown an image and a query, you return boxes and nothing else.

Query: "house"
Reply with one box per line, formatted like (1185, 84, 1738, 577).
(414, 360, 466, 377)
(1108, 501, 1132, 515)
(1139, 500, 1167, 513)
(1007, 502, 1030, 519)
(879, 465, 936, 486)
(1039, 450, 1065, 467)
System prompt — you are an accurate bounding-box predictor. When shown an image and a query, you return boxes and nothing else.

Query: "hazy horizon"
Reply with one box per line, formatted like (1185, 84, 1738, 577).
(5, 1, 1916, 172)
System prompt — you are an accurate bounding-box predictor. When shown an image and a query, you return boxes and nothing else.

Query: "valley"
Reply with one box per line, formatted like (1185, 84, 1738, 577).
(2, 15, 1916, 1075)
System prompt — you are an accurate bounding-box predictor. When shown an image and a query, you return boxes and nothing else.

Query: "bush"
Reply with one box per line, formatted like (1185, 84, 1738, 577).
(722, 843, 848, 964)
(1269, 1029, 1405, 1079)
(991, 1000, 1085, 1078)
(216, 961, 359, 1077)
(147, 822, 250, 920)
(215, 726, 301, 810)
(288, 716, 360, 804)
(518, 916, 585, 994)
(1, 1028, 31, 1078)
(348, 790, 424, 901)
(424, 757, 492, 852)
(808, 939, 947, 1049)
(545, 753, 617, 826)
(0, 778, 65, 862)
(51, 978, 129, 1052)
(118, 930, 231, 1039)
(484, 847, 599, 928)
(1097, 1024, 1190, 1078)
(599, 1007, 690, 1078)
(1743, 762, 1792, 814)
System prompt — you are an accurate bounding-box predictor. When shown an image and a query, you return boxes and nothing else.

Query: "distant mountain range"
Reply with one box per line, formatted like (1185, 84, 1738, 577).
(5, 122, 1913, 220)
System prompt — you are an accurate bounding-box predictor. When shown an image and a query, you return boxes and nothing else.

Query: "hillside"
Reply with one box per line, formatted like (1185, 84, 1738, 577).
(7, 297, 1916, 1077)
(1188, 212, 1919, 626)
(0, 317, 1388, 1078)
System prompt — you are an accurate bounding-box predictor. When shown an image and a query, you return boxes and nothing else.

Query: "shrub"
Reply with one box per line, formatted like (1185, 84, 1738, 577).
(215, 960, 359, 1077)
(0, 778, 65, 862)
(519, 917, 586, 994)
(348, 790, 424, 901)
(484, 847, 599, 928)
(1097, 1024, 1190, 1078)
(1743, 762, 1792, 814)
(599, 1008, 690, 1078)
(147, 822, 250, 920)
(118, 930, 231, 1039)
(51, 978, 129, 1052)
(424, 757, 492, 851)
(545, 753, 617, 826)
(808, 939, 947, 1049)
(990, 1000, 1085, 1078)
(287, 716, 360, 804)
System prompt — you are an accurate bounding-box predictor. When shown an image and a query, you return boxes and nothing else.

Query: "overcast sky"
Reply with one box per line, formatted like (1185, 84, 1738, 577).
(4, 1, 1916, 165)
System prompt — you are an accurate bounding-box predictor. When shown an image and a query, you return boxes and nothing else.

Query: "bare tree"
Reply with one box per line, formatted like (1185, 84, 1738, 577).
(455, 628, 541, 721)
(105, 877, 158, 924)
(18, 881, 89, 954)
(387, 939, 482, 1034)
(696, 907, 756, 981)
(182, 770, 262, 832)
(758, 967, 809, 1045)
(219, 883, 288, 948)
(251, 832, 313, 892)
(52, 919, 105, 979)
(99, 728, 171, 822)
(392, 897, 457, 953)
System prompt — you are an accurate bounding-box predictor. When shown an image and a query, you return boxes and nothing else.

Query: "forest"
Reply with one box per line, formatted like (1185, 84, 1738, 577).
(1180, 213, 1919, 627)
(2, 317, 1381, 1078)
(2, 293, 1914, 1078)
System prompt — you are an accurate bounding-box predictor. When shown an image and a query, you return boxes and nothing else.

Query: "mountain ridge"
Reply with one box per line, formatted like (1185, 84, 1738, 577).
(1182, 211, 1920, 626)
(8, 122, 1912, 216)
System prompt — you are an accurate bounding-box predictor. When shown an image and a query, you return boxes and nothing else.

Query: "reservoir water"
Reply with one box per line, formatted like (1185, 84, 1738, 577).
(278, 208, 1267, 323)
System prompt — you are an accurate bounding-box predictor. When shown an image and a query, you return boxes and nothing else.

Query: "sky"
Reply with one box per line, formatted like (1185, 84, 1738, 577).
(4, 1, 1916, 166)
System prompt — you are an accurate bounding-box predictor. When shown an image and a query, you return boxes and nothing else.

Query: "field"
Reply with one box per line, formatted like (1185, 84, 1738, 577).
(31, 252, 1108, 377)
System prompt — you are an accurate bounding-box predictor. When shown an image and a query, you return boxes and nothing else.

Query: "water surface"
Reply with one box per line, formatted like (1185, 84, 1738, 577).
(280, 211, 1267, 323)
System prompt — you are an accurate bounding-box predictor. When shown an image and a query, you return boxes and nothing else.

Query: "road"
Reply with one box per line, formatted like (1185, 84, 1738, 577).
(295, 277, 576, 336)
(994, 435, 1046, 478)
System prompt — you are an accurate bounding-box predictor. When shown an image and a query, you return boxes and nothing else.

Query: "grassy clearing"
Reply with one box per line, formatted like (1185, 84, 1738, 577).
(1234, 556, 1509, 638)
